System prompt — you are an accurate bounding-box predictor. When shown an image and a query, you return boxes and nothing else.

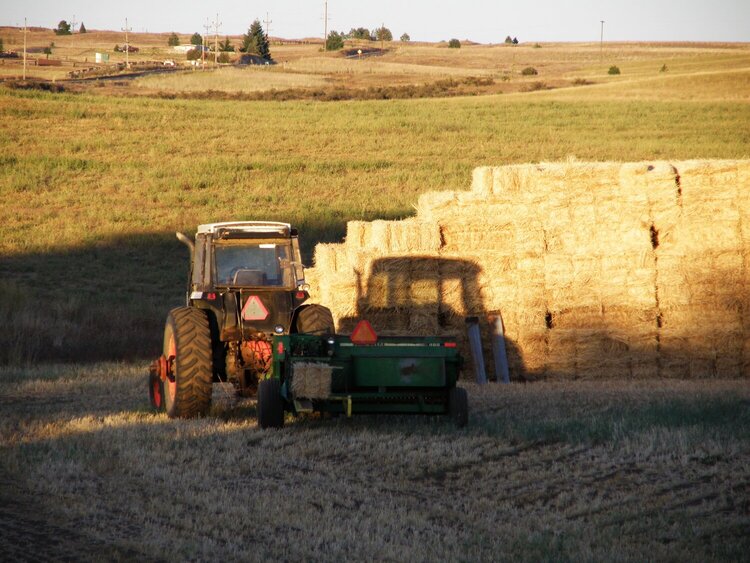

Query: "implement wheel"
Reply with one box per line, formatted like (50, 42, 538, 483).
(163, 307, 213, 418)
(295, 304, 335, 335)
(448, 387, 468, 428)
(257, 378, 284, 429)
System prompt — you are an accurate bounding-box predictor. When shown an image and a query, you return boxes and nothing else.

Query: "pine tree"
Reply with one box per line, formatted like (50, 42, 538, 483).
(219, 37, 234, 52)
(168, 32, 180, 46)
(190, 32, 202, 46)
(79, 22, 87, 33)
(242, 20, 271, 60)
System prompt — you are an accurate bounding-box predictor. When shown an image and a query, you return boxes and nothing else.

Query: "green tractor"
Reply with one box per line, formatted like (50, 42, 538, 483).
(149, 222, 335, 418)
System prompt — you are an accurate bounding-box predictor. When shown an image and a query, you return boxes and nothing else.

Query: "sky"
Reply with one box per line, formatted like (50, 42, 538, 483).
(3, 0, 749, 43)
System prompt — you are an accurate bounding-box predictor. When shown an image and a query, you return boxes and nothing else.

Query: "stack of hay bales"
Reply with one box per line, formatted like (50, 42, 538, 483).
(305, 160, 750, 379)
(655, 161, 748, 377)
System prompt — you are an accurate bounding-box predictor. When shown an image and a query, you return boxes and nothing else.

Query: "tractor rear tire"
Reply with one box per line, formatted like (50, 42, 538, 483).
(257, 378, 284, 429)
(295, 304, 335, 335)
(163, 307, 213, 419)
(448, 387, 468, 428)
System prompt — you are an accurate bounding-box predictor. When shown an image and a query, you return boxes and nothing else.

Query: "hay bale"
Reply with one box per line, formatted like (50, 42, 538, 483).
(314, 243, 348, 273)
(291, 362, 332, 399)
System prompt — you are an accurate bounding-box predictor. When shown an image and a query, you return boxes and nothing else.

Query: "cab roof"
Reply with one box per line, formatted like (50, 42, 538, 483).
(197, 221, 292, 237)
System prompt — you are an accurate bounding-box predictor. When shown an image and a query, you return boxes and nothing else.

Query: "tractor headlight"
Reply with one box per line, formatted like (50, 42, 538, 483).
(274, 325, 284, 335)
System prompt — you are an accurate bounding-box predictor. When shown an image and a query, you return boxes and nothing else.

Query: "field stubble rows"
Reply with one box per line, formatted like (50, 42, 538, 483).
(0, 364, 748, 560)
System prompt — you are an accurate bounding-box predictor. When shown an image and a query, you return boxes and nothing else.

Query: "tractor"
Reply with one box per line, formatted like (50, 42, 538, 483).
(149, 221, 335, 418)
(149, 221, 468, 428)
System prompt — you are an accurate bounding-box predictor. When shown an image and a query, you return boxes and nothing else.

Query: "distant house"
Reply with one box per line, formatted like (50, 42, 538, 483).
(173, 45, 209, 53)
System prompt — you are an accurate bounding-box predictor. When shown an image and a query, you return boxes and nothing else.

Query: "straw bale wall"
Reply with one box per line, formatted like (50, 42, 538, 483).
(306, 160, 750, 379)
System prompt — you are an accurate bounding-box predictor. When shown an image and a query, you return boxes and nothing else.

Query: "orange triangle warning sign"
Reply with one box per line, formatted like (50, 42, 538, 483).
(351, 319, 378, 345)
(242, 295, 269, 321)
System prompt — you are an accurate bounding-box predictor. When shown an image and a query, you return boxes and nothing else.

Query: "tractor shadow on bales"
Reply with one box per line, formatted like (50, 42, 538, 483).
(337, 256, 526, 381)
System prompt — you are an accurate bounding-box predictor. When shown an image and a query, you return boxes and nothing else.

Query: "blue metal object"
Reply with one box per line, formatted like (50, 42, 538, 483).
(465, 316, 487, 384)
(492, 315, 510, 384)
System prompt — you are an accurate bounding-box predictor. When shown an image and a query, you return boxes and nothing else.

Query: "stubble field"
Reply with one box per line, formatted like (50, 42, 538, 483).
(1, 364, 748, 561)
(1, 35, 749, 560)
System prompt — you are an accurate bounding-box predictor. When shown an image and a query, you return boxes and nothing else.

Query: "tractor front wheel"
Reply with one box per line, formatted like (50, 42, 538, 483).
(162, 307, 213, 418)
(257, 378, 284, 429)
(295, 304, 335, 335)
(448, 387, 468, 428)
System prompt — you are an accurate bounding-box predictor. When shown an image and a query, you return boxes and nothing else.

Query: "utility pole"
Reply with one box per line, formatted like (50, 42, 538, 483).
(70, 14, 78, 34)
(203, 18, 210, 69)
(264, 12, 272, 41)
(121, 17, 132, 68)
(21, 18, 28, 80)
(323, 1, 328, 51)
(600, 20, 605, 62)
(213, 13, 222, 65)
(380, 22, 384, 50)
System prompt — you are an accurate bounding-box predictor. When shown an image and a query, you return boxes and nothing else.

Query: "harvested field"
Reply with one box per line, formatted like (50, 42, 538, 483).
(1, 363, 748, 560)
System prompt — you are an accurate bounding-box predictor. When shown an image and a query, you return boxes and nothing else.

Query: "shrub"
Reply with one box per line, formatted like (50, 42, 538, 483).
(326, 31, 344, 51)
(608, 65, 621, 75)
(524, 81, 548, 92)
(217, 52, 231, 64)
(660, 64, 668, 72)
(168, 32, 180, 47)
(521, 66, 538, 76)
(400, 33, 410, 42)
(186, 48, 202, 61)
(533, 43, 541, 49)
(448, 39, 461, 49)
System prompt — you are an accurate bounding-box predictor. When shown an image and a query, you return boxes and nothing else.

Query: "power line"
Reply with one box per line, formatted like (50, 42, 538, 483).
(121, 17, 132, 68)
(21, 18, 28, 80)
(203, 17, 211, 69)
(213, 13, 222, 65)
(264, 12, 272, 40)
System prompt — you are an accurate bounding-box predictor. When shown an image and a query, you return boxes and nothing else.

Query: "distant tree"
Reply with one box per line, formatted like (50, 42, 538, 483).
(0, 37, 4, 53)
(219, 36, 234, 52)
(114, 44, 121, 52)
(349, 27, 373, 41)
(608, 65, 621, 75)
(54, 20, 72, 36)
(512, 37, 519, 44)
(400, 33, 410, 42)
(168, 32, 180, 46)
(448, 38, 461, 49)
(43, 44, 52, 56)
(504, 35, 513, 44)
(375, 26, 393, 42)
(521, 66, 538, 75)
(79, 22, 87, 33)
(190, 32, 203, 46)
(242, 20, 271, 60)
(326, 31, 344, 51)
